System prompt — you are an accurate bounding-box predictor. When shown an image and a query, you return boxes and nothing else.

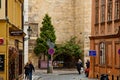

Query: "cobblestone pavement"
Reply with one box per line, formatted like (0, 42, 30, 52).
(30, 69, 98, 80)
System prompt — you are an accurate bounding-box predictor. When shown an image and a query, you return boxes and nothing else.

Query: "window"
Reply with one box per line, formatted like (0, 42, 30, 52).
(95, 0, 99, 24)
(101, 0, 105, 22)
(99, 42, 106, 65)
(114, 0, 120, 20)
(107, 0, 112, 21)
(30, 24, 38, 37)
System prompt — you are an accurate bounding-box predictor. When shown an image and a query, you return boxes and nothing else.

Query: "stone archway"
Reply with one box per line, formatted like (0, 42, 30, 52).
(53, 53, 75, 68)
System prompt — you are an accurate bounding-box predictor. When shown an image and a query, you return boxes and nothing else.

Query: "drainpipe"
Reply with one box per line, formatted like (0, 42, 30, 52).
(21, 1, 25, 72)
(5, 0, 8, 80)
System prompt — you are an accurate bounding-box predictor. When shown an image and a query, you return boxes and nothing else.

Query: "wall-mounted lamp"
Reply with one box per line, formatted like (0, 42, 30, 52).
(27, 26, 32, 39)
(24, 26, 32, 41)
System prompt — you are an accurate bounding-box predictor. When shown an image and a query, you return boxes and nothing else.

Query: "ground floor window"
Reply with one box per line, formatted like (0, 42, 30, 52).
(99, 42, 106, 65)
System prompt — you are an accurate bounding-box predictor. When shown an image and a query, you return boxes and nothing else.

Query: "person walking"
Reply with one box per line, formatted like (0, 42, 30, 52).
(24, 62, 30, 80)
(85, 59, 90, 77)
(76, 59, 82, 74)
(86, 59, 90, 68)
(29, 61, 35, 80)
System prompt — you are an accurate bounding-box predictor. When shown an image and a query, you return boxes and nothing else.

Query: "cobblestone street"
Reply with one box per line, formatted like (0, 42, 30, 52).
(28, 69, 97, 80)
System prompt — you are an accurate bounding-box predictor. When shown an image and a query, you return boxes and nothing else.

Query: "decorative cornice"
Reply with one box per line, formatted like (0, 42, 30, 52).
(89, 27, 120, 40)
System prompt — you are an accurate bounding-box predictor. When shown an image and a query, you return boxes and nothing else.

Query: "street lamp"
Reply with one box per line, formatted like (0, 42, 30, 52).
(27, 26, 32, 39)
(24, 26, 32, 40)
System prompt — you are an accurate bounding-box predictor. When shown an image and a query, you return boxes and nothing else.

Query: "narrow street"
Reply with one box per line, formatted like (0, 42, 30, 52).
(27, 69, 97, 80)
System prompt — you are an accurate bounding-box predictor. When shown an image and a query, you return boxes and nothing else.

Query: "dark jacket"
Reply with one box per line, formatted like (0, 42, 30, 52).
(24, 65, 30, 74)
(86, 61, 90, 68)
(76, 62, 82, 70)
(29, 63, 35, 73)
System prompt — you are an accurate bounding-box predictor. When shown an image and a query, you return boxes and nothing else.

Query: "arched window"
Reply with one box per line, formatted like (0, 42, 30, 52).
(99, 42, 106, 65)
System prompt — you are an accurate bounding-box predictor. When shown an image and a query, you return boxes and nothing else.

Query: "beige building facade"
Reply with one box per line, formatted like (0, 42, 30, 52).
(28, 0, 92, 68)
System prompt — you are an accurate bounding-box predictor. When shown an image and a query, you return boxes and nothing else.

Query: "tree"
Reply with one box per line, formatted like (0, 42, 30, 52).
(54, 37, 83, 67)
(34, 14, 56, 58)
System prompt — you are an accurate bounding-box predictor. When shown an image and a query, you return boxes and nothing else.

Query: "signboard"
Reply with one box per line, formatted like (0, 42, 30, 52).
(89, 50, 96, 56)
(0, 55, 4, 71)
(48, 48, 55, 55)
(0, 39, 4, 45)
(47, 39, 55, 48)
(10, 30, 23, 36)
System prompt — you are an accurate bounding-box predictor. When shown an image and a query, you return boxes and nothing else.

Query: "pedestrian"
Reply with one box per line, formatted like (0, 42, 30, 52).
(85, 59, 90, 77)
(86, 59, 90, 68)
(76, 59, 82, 74)
(29, 61, 35, 80)
(24, 62, 30, 80)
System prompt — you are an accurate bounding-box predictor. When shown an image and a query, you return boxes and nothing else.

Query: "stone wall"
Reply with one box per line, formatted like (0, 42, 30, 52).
(28, 0, 92, 67)
(28, 0, 91, 43)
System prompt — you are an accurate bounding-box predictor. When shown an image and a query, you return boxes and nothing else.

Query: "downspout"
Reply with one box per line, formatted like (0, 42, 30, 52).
(5, 0, 8, 80)
(21, 1, 25, 74)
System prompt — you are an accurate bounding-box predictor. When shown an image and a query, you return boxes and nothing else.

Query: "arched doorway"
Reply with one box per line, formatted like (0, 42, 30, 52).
(53, 53, 75, 68)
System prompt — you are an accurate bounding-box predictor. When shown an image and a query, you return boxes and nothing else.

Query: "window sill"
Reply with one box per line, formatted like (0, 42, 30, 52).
(99, 64, 106, 68)
(100, 22, 105, 25)
(95, 23, 99, 26)
(95, 64, 99, 66)
(114, 19, 120, 22)
(107, 64, 112, 68)
(107, 20, 112, 24)
(115, 65, 120, 69)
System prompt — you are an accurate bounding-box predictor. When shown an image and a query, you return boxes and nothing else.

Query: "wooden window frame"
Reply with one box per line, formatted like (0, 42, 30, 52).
(95, 0, 99, 24)
(101, 0, 105, 23)
(107, 0, 112, 21)
(99, 42, 106, 65)
(114, 0, 120, 20)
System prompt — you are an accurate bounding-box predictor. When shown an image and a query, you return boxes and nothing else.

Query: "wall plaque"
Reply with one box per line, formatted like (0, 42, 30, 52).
(10, 30, 23, 36)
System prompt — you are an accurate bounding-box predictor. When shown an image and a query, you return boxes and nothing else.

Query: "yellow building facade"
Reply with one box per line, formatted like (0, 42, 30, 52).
(0, 0, 24, 80)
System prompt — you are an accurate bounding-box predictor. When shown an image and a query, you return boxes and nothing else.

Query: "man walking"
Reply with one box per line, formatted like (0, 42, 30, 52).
(29, 61, 35, 80)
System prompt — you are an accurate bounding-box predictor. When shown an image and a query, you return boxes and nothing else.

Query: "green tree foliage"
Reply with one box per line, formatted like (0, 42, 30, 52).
(34, 14, 56, 56)
(55, 37, 83, 61)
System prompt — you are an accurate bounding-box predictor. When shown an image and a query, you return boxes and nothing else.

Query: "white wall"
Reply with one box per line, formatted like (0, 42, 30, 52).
(24, 0, 29, 64)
